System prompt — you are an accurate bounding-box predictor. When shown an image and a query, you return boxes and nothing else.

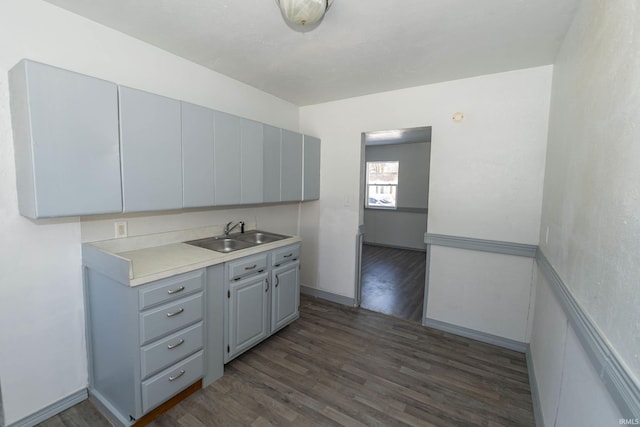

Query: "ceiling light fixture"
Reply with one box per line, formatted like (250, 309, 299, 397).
(277, 0, 333, 28)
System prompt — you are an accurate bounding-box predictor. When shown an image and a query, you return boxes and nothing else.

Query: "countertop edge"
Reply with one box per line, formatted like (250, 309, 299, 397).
(84, 235, 302, 287)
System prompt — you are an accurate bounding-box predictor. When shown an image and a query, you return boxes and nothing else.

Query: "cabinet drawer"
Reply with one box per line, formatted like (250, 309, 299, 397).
(140, 322, 203, 379)
(140, 293, 203, 344)
(139, 270, 203, 310)
(272, 245, 300, 267)
(141, 350, 203, 414)
(228, 253, 268, 281)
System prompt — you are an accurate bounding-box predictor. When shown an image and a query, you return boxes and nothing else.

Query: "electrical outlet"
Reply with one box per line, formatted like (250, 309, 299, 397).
(114, 221, 128, 238)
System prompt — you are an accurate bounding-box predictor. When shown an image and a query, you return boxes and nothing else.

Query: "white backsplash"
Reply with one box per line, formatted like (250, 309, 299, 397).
(80, 203, 301, 244)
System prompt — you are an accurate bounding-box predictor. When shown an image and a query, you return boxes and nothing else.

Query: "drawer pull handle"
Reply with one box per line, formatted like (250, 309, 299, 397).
(167, 339, 185, 349)
(166, 308, 184, 317)
(167, 286, 185, 295)
(244, 264, 257, 270)
(283, 253, 293, 258)
(265, 278, 270, 292)
(275, 274, 280, 288)
(168, 370, 186, 381)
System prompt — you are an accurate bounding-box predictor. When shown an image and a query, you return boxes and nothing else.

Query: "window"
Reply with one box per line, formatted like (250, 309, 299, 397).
(366, 161, 398, 208)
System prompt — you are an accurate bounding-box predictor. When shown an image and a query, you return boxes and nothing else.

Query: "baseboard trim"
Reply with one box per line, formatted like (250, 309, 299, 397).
(536, 250, 640, 419)
(526, 346, 546, 427)
(425, 233, 537, 258)
(7, 389, 88, 427)
(423, 317, 528, 353)
(300, 285, 356, 307)
(89, 389, 132, 427)
(362, 242, 426, 253)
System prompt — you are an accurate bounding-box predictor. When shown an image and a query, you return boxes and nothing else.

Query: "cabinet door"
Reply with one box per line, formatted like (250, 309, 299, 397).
(280, 130, 303, 202)
(182, 102, 214, 207)
(303, 135, 321, 201)
(241, 119, 263, 204)
(263, 125, 281, 203)
(214, 111, 241, 205)
(119, 86, 182, 212)
(226, 272, 269, 361)
(271, 262, 300, 332)
(9, 60, 122, 218)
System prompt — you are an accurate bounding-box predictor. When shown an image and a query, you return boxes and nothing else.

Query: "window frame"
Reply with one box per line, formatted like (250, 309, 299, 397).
(365, 160, 399, 209)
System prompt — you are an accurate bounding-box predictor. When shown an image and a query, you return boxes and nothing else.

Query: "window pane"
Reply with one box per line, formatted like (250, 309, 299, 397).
(367, 161, 398, 185)
(366, 161, 399, 208)
(367, 185, 397, 207)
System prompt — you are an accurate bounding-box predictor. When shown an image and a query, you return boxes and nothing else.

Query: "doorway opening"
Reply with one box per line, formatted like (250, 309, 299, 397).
(355, 126, 432, 323)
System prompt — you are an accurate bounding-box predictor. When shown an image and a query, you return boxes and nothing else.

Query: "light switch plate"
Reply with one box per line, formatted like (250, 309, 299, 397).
(114, 221, 128, 238)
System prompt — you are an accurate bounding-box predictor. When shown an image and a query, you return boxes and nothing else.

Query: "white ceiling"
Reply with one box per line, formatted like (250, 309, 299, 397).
(43, 0, 580, 106)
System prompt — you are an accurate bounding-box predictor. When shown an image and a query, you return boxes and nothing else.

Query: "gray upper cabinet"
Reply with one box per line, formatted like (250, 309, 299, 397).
(214, 111, 241, 206)
(119, 86, 182, 212)
(182, 102, 215, 208)
(8, 59, 122, 218)
(303, 135, 321, 201)
(280, 130, 303, 202)
(8, 60, 322, 218)
(241, 119, 263, 204)
(263, 125, 281, 203)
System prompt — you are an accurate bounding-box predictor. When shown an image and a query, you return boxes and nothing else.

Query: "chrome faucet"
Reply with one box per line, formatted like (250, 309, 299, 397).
(224, 221, 244, 236)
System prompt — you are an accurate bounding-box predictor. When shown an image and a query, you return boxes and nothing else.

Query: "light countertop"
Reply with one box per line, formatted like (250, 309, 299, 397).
(82, 226, 301, 286)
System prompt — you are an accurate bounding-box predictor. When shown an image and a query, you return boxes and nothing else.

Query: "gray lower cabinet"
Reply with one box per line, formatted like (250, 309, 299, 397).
(85, 268, 220, 426)
(224, 253, 270, 362)
(8, 59, 122, 218)
(224, 244, 300, 362)
(271, 246, 301, 331)
(226, 271, 270, 361)
(119, 86, 183, 212)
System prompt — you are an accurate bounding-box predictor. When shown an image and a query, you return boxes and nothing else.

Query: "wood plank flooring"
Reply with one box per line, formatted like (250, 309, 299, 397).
(360, 244, 426, 322)
(38, 295, 534, 427)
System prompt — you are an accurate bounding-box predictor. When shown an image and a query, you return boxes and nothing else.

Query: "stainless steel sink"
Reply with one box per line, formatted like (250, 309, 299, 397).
(232, 230, 288, 245)
(185, 230, 289, 253)
(185, 237, 255, 253)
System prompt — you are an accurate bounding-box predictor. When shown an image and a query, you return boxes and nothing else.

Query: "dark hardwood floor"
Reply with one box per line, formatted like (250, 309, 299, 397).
(38, 295, 534, 427)
(360, 244, 426, 323)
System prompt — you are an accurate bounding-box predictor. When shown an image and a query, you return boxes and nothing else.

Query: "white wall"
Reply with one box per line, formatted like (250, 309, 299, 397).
(528, 0, 640, 421)
(299, 66, 552, 299)
(0, 1, 299, 424)
(428, 247, 536, 343)
(363, 210, 427, 250)
(530, 272, 622, 426)
(538, 0, 640, 381)
(80, 205, 301, 244)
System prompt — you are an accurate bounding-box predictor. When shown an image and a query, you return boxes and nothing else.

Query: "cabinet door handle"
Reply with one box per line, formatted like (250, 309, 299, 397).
(244, 264, 257, 270)
(275, 274, 280, 288)
(168, 370, 185, 381)
(283, 253, 293, 258)
(265, 278, 269, 292)
(166, 308, 184, 317)
(167, 339, 185, 349)
(167, 285, 185, 295)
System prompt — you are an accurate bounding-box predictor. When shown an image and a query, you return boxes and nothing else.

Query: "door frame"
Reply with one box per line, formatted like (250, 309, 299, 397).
(355, 126, 432, 316)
